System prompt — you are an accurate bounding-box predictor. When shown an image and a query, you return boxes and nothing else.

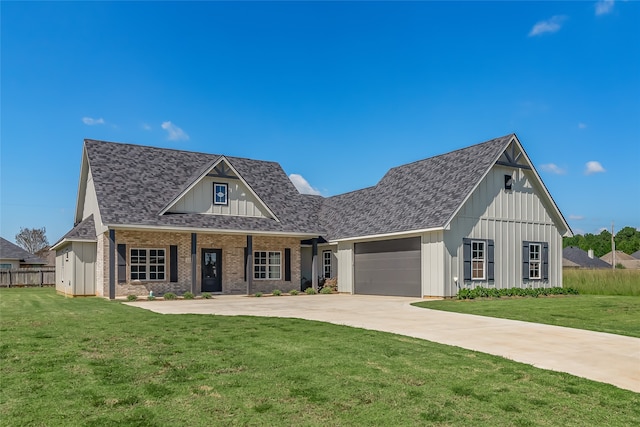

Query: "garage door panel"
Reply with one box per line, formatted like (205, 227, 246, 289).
(354, 237, 421, 297)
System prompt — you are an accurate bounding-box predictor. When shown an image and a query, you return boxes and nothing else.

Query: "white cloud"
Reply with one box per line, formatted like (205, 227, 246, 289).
(142, 123, 152, 131)
(578, 122, 587, 129)
(569, 215, 584, 220)
(540, 163, 567, 174)
(161, 121, 189, 141)
(289, 174, 322, 195)
(585, 161, 606, 175)
(595, 0, 615, 16)
(528, 15, 567, 37)
(82, 117, 105, 126)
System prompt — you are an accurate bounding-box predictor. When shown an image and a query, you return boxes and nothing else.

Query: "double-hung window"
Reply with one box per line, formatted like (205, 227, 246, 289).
(214, 183, 228, 205)
(254, 251, 281, 280)
(323, 250, 332, 278)
(131, 248, 165, 280)
(471, 241, 486, 280)
(528, 243, 541, 280)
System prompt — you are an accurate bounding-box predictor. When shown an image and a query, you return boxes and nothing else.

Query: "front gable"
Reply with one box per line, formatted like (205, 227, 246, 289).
(161, 157, 278, 220)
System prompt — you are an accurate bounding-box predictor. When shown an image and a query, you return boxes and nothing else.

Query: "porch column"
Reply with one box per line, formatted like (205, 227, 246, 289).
(191, 233, 197, 294)
(311, 238, 318, 291)
(108, 229, 116, 300)
(246, 235, 253, 295)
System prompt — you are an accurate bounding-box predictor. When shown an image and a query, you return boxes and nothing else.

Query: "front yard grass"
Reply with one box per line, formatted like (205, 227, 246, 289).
(413, 295, 640, 338)
(1, 288, 639, 426)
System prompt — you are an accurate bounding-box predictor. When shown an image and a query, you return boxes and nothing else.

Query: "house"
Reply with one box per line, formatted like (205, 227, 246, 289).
(0, 237, 47, 269)
(600, 251, 640, 270)
(562, 246, 611, 269)
(52, 133, 571, 298)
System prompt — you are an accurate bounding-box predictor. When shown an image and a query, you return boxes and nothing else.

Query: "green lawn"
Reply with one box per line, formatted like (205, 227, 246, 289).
(413, 295, 640, 338)
(1, 289, 639, 426)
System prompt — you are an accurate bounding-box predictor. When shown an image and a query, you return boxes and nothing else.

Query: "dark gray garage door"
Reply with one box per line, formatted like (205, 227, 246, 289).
(354, 237, 421, 297)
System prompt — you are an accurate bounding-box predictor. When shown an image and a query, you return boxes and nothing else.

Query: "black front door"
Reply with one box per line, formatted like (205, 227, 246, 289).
(202, 249, 222, 292)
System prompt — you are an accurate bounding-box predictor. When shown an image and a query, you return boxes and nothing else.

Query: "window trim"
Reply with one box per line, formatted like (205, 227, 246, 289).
(323, 250, 332, 279)
(253, 251, 281, 280)
(213, 182, 228, 206)
(471, 240, 486, 280)
(528, 243, 542, 280)
(130, 248, 166, 281)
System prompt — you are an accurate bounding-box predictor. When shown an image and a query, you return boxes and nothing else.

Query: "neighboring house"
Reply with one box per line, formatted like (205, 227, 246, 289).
(52, 133, 571, 298)
(600, 251, 640, 270)
(562, 246, 611, 269)
(0, 237, 47, 269)
(631, 250, 640, 260)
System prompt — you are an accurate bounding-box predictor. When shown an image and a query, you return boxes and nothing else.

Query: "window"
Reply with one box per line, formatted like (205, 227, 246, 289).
(0, 263, 12, 269)
(131, 248, 165, 281)
(254, 251, 281, 280)
(471, 241, 485, 280)
(214, 183, 228, 205)
(504, 174, 513, 190)
(529, 243, 541, 279)
(323, 251, 332, 278)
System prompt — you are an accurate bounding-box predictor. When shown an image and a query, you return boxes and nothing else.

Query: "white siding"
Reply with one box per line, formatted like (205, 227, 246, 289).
(169, 177, 273, 218)
(72, 241, 96, 296)
(421, 230, 445, 297)
(336, 242, 354, 293)
(82, 169, 104, 233)
(444, 165, 564, 296)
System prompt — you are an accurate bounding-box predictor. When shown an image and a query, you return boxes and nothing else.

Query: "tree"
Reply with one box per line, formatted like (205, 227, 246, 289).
(563, 225, 640, 257)
(15, 227, 49, 254)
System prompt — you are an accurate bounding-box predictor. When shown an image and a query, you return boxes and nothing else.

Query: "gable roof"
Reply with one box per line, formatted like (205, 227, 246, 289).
(631, 250, 640, 260)
(563, 246, 611, 269)
(83, 140, 322, 236)
(0, 237, 47, 265)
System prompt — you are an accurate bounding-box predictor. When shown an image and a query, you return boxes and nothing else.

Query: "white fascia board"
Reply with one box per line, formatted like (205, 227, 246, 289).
(330, 227, 444, 243)
(107, 223, 317, 238)
(50, 238, 97, 251)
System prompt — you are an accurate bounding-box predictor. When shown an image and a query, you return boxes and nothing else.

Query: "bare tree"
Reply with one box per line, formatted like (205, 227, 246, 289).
(15, 227, 49, 254)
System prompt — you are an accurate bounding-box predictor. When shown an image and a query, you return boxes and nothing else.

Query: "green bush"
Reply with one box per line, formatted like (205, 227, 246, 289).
(272, 289, 282, 296)
(254, 292, 263, 297)
(201, 292, 212, 299)
(126, 294, 138, 301)
(147, 295, 156, 301)
(163, 292, 177, 300)
(289, 289, 299, 296)
(320, 287, 333, 294)
(305, 287, 317, 295)
(183, 292, 194, 300)
(457, 286, 578, 300)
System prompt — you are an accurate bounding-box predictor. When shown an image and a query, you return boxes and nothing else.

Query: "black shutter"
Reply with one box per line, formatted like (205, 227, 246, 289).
(244, 247, 248, 281)
(463, 238, 471, 281)
(487, 240, 495, 281)
(542, 242, 549, 280)
(284, 248, 291, 281)
(170, 245, 178, 282)
(117, 244, 126, 283)
(522, 241, 530, 280)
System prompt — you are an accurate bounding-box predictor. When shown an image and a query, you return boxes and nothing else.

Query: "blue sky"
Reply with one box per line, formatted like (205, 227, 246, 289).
(1, 1, 638, 245)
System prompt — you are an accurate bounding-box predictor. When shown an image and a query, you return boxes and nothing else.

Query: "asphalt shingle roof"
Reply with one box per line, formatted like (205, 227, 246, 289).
(562, 246, 611, 269)
(62, 215, 97, 241)
(81, 134, 516, 240)
(0, 237, 47, 265)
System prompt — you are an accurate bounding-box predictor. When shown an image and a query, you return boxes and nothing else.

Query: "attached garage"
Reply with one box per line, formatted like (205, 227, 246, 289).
(354, 237, 421, 297)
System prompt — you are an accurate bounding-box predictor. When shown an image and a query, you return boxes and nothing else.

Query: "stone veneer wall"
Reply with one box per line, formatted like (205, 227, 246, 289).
(98, 230, 302, 297)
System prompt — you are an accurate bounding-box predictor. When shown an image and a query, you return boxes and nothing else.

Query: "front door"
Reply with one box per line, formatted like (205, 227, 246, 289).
(202, 249, 222, 292)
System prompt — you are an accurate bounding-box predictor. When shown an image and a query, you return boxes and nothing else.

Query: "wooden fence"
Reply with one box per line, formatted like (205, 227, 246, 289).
(0, 267, 55, 287)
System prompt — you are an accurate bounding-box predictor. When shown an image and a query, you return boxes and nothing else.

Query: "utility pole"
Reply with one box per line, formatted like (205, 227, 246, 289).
(611, 221, 616, 270)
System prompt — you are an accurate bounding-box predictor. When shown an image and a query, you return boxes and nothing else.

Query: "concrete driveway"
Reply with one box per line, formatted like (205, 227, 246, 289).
(126, 294, 640, 393)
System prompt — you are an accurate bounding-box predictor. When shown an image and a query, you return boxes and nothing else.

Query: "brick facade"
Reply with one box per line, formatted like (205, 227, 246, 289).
(98, 230, 302, 297)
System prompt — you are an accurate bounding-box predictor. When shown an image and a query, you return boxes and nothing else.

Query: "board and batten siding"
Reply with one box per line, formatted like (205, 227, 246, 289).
(168, 177, 272, 218)
(336, 241, 354, 293)
(421, 230, 445, 297)
(81, 169, 104, 232)
(443, 165, 565, 297)
(55, 242, 96, 296)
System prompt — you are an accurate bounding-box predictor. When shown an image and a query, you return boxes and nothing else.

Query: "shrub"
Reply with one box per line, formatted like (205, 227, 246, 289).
(201, 292, 212, 299)
(126, 294, 138, 301)
(320, 287, 333, 294)
(272, 289, 282, 296)
(255, 292, 263, 297)
(324, 277, 338, 291)
(457, 286, 578, 300)
(305, 287, 317, 295)
(183, 292, 194, 300)
(147, 295, 156, 301)
(289, 289, 299, 296)
(163, 292, 177, 300)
